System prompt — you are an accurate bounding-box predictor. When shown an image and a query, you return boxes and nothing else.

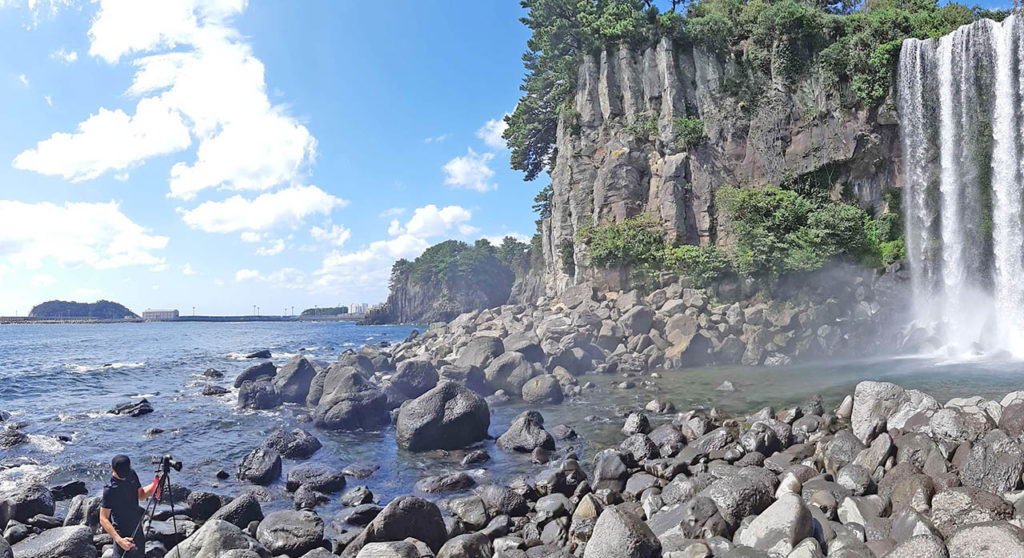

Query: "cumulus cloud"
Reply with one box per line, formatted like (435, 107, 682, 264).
(234, 267, 305, 288)
(50, 48, 78, 64)
(180, 185, 347, 233)
(0, 200, 167, 269)
(16, 74, 29, 87)
(255, 238, 285, 256)
(235, 268, 260, 281)
(443, 148, 496, 192)
(476, 116, 509, 150)
(182, 263, 196, 275)
(15, 0, 317, 201)
(403, 204, 472, 237)
(310, 224, 351, 247)
(379, 207, 405, 218)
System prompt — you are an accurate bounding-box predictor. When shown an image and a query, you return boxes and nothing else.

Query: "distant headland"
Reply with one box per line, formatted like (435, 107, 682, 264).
(1, 300, 372, 324)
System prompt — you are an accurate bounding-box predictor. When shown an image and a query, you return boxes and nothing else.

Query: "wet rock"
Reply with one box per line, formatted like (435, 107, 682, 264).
(475, 484, 529, 517)
(343, 504, 383, 526)
(186, 491, 222, 521)
(286, 464, 346, 493)
(622, 412, 651, 436)
(234, 361, 277, 388)
(583, 506, 660, 558)
(521, 375, 564, 404)
(165, 518, 269, 557)
(203, 368, 224, 378)
(109, 398, 155, 417)
(498, 410, 555, 452)
(0, 483, 54, 528)
(395, 381, 490, 451)
(238, 380, 281, 410)
(461, 449, 490, 466)
(313, 388, 390, 431)
(448, 495, 489, 529)
(48, 481, 86, 502)
(203, 385, 229, 396)
(237, 448, 282, 485)
(0, 428, 26, 449)
(209, 493, 264, 528)
(255, 510, 324, 557)
(340, 486, 374, 507)
(343, 496, 446, 556)
(62, 495, 100, 528)
(246, 350, 272, 359)
(9, 525, 95, 558)
(415, 472, 475, 494)
(273, 357, 318, 404)
(262, 428, 322, 460)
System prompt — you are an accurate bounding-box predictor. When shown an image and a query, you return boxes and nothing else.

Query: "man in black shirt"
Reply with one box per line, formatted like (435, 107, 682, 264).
(100, 455, 160, 557)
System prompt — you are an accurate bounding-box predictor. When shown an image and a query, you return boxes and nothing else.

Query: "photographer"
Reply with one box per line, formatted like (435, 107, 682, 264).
(99, 455, 161, 558)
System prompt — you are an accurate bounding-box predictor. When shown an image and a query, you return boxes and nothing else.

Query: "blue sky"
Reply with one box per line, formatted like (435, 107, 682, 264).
(0, 0, 538, 316)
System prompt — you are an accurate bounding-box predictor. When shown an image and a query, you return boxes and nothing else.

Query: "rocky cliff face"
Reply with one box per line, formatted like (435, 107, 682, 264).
(540, 38, 900, 294)
(364, 270, 515, 325)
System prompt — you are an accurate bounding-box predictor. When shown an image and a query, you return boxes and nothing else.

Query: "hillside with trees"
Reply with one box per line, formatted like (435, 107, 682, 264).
(29, 300, 139, 320)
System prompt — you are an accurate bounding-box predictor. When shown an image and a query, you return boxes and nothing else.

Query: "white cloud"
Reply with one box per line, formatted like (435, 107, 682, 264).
(13, 98, 192, 181)
(240, 231, 262, 243)
(379, 207, 405, 218)
(150, 263, 168, 272)
(182, 263, 196, 275)
(180, 185, 347, 233)
(255, 238, 285, 256)
(44, 95, 52, 106)
(458, 224, 481, 237)
(387, 219, 403, 236)
(31, 274, 55, 287)
(424, 134, 447, 143)
(403, 204, 472, 238)
(481, 232, 531, 246)
(443, 148, 496, 192)
(15, 0, 317, 201)
(0, 200, 167, 269)
(17, 74, 29, 87)
(50, 48, 78, 64)
(476, 116, 509, 150)
(310, 224, 351, 247)
(235, 268, 260, 281)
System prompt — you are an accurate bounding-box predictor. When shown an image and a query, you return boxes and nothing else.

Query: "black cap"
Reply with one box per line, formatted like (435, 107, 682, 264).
(111, 454, 131, 478)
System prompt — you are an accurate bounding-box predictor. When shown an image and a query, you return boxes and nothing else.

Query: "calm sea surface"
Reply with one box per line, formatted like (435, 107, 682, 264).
(2, 321, 1024, 521)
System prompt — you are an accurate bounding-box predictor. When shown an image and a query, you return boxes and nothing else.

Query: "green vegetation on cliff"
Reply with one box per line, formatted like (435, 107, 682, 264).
(29, 300, 138, 320)
(505, 0, 1007, 180)
(301, 306, 349, 316)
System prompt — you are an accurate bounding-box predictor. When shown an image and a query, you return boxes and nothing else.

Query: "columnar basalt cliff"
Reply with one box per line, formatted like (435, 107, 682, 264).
(540, 38, 900, 294)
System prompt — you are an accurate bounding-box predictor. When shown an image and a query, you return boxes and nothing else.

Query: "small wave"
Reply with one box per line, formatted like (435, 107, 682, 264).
(26, 434, 65, 454)
(0, 463, 57, 492)
(275, 352, 299, 360)
(226, 352, 251, 360)
(64, 362, 145, 373)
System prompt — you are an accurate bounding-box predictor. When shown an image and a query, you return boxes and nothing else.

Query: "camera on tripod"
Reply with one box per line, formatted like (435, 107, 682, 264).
(159, 455, 183, 474)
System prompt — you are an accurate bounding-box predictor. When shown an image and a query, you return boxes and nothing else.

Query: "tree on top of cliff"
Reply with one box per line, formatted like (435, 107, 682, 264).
(29, 300, 138, 320)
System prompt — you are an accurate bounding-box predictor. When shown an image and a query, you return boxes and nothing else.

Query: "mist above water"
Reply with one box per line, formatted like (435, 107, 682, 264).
(898, 14, 1024, 357)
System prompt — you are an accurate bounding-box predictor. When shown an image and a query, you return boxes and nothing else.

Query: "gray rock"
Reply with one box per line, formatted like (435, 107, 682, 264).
(504, 333, 545, 363)
(209, 493, 263, 528)
(945, 521, 1024, 557)
(521, 375, 564, 404)
(930, 487, 1012, 538)
(313, 388, 390, 431)
(735, 494, 814, 556)
(262, 428, 322, 460)
(342, 496, 446, 556)
(0, 483, 53, 529)
(353, 541, 420, 557)
(9, 525, 95, 558)
(166, 519, 270, 558)
(622, 412, 651, 436)
(456, 337, 505, 369)
(390, 359, 439, 400)
(0, 538, 9, 558)
(619, 306, 655, 336)
(238, 379, 281, 410)
(274, 357, 317, 404)
(255, 510, 324, 557)
(484, 352, 536, 394)
(237, 448, 282, 485)
(498, 410, 555, 452)
(475, 484, 529, 517)
(234, 361, 277, 388)
(583, 506, 660, 558)
(851, 381, 938, 444)
(884, 535, 947, 558)
(958, 429, 1023, 494)
(414, 472, 475, 493)
(187, 491, 222, 521)
(286, 464, 346, 493)
(448, 495, 489, 529)
(997, 400, 1024, 437)
(437, 532, 493, 558)
(395, 381, 490, 451)
(62, 495, 100, 528)
(700, 473, 774, 527)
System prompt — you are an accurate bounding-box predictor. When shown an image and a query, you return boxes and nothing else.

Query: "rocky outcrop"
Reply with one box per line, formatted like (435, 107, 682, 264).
(541, 38, 899, 293)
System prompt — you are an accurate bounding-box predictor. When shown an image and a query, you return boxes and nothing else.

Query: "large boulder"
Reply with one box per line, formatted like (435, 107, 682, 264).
(63, 495, 100, 528)
(389, 359, 439, 400)
(9, 526, 95, 558)
(395, 381, 490, 451)
(313, 389, 390, 431)
(273, 357, 317, 404)
(286, 464, 347, 493)
(583, 506, 661, 558)
(262, 428, 322, 460)
(209, 493, 263, 528)
(958, 429, 1024, 493)
(946, 521, 1024, 557)
(0, 483, 54, 529)
(166, 519, 270, 558)
(700, 472, 774, 527)
(238, 379, 282, 410)
(237, 448, 282, 485)
(930, 487, 1012, 538)
(735, 493, 814, 556)
(503, 332, 544, 363)
(342, 496, 446, 556)
(234, 361, 277, 388)
(475, 484, 529, 517)
(521, 374, 564, 404)
(455, 337, 505, 369)
(497, 410, 555, 452)
(437, 532, 493, 558)
(255, 510, 324, 557)
(618, 306, 654, 336)
(483, 352, 535, 394)
(851, 381, 939, 443)
(0, 539, 9, 558)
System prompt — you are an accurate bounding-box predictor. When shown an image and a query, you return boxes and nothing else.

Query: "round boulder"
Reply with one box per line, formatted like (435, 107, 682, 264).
(285, 464, 346, 494)
(345, 496, 446, 555)
(262, 428, 322, 460)
(395, 381, 490, 451)
(237, 448, 282, 485)
(255, 510, 324, 558)
(497, 410, 554, 452)
(521, 375, 564, 404)
(10, 526, 94, 558)
(583, 506, 660, 558)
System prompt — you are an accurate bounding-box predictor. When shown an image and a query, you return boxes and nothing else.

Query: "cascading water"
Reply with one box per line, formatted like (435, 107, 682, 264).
(899, 14, 1024, 356)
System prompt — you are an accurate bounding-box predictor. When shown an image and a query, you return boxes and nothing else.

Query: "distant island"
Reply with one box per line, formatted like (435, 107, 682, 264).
(300, 306, 349, 317)
(29, 300, 139, 320)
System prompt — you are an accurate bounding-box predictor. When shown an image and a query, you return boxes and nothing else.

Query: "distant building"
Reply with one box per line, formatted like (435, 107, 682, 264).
(143, 309, 179, 321)
(349, 303, 369, 314)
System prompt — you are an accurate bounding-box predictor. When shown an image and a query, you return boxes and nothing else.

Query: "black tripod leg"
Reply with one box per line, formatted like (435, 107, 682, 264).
(165, 473, 180, 548)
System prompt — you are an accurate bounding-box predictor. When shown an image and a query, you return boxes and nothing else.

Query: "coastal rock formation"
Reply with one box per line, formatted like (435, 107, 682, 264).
(394, 381, 490, 451)
(539, 39, 898, 294)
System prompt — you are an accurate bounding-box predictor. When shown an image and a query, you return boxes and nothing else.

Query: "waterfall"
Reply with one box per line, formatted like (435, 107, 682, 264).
(899, 15, 1024, 356)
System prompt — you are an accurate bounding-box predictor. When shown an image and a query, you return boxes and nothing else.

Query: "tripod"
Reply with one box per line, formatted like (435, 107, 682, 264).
(128, 462, 180, 555)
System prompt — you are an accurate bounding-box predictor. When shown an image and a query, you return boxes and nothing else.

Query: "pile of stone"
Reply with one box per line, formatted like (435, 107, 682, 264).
(10, 379, 1024, 557)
